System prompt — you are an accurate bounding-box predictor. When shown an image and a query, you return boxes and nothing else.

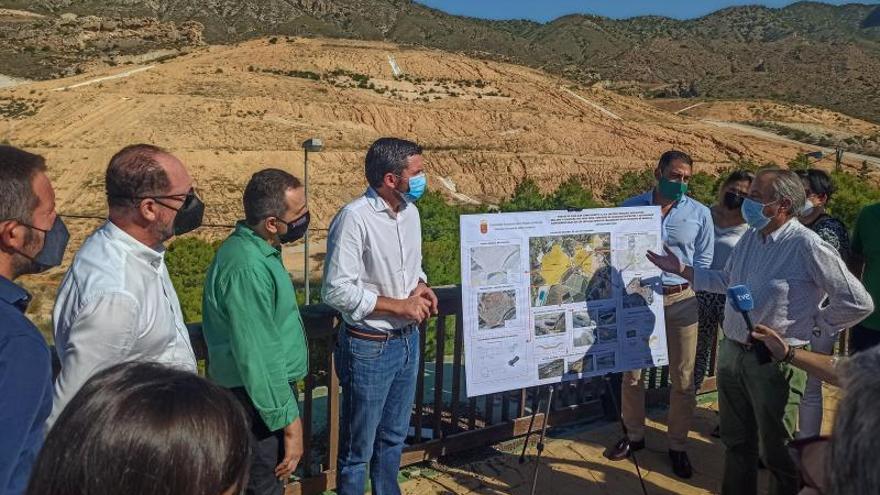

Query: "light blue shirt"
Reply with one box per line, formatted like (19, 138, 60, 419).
(622, 190, 714, 286)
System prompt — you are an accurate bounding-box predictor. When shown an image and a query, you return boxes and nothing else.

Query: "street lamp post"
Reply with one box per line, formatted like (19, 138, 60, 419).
(301, 138, 323, 304)
(802, 150, 824, 169)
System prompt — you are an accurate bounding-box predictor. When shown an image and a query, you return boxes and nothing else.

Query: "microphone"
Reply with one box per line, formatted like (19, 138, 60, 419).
(727, 284, 773, 364)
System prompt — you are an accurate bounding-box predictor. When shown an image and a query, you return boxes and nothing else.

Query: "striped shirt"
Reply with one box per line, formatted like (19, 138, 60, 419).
(694, 219, 873, 345)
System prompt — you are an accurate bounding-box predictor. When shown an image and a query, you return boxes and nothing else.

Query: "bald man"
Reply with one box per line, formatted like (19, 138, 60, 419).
(50, 144, 205, 426)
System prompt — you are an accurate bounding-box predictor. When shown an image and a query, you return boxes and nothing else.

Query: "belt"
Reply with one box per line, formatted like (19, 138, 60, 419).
(730, 338, 806, 353)
(662, 283, 690, 295)
(345, 323, 416, 342)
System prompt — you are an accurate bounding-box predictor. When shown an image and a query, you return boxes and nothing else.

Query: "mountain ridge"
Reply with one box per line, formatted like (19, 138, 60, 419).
(1, 1, 879, 121)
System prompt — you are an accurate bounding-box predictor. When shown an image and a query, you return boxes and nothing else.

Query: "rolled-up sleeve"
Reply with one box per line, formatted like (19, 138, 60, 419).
(322, 209, 377, 321)
(805, 239, 874, 334)
(49, 292, 139, 428)
(222, 268, 298, 431)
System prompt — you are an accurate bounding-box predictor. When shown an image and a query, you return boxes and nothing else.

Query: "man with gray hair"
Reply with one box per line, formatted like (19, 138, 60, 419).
(50, 144, 203, 426)
(648, 168, 873, 495)
(323, 137, 437, 495)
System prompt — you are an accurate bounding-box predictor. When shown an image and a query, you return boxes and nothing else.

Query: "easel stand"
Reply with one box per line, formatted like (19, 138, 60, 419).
(603, 374, 649, 495)
(518, 384, 555, 495)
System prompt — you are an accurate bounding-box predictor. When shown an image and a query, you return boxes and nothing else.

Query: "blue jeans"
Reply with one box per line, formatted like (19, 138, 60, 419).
(334, 326, 419, 495)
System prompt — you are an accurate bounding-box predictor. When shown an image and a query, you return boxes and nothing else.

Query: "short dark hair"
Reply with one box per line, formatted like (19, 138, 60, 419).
(243, 168, 303, 225)
(796, 168, 835, 200)
(106, 144, 171, 208)
(657, 150, 693, 174)
(27, 362, 251, 495)
(364, 137, 423, 189)
(722, 169, 755, 187)
(0, 145, 47, 223)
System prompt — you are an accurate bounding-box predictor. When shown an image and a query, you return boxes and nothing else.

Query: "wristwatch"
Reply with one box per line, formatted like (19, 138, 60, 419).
(782, 345, 797, 364)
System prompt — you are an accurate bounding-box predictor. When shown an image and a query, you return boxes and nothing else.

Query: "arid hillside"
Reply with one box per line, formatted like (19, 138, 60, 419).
(2, 37, 848, 232)
(3, 36, 877, 330)
(2, 1, 878, 122)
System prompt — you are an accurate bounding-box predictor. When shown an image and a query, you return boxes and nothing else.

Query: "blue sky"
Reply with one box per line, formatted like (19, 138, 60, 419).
(417, 1, 873, 22)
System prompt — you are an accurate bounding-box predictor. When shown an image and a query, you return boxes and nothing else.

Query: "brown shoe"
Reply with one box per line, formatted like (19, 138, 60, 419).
(604, 437, 645, 461)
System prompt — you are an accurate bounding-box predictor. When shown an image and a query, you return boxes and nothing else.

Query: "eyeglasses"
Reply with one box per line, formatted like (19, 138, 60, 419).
(113, 187, 200, 211)
(151, 188, 199, 212)
(0, 218, 52, 233)
(790, 435, 829, 494)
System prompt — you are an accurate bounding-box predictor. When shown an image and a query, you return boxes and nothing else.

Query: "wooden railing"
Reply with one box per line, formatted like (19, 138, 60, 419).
(184, 285, 713, 495)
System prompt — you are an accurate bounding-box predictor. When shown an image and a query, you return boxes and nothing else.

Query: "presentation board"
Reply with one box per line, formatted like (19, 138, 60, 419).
(460, 207, 669, 397)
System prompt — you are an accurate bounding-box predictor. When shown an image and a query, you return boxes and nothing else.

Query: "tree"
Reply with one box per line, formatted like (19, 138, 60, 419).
(165, 237, 219, 323)
(548, 176, 601, 210)
(829, 171, 880, 230)
(500, 178, 549, 212)
(687, 171, 718, 206)
(603, 168, 655, 206)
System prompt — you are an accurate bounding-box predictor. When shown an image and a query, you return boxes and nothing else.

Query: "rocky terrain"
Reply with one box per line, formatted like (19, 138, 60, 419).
(651, 98, 880, 160)
(1, 1, 878, 122)
(2, 36, 868, 234)
(2, 34, 876, 329)
(0, 8, 203, 79)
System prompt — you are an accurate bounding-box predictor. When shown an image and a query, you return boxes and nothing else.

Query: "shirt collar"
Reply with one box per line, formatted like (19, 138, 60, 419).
(233, 221, 281, 258)
(104, 220, 165, 268)
(365, 187, 406, 214)
(645, 189, 688, 209)
(766, 218, 796, 243)
(0, 275, 31, 312)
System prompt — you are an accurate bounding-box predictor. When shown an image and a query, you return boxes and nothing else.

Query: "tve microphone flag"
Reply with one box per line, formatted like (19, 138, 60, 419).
(727, 284, 773, 364)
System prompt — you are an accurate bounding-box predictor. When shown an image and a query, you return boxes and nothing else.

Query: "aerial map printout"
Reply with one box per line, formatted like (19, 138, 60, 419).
(460, 207, 668, 397)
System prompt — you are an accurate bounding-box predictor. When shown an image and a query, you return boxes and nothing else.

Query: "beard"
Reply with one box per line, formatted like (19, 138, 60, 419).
(149, 215, 175, 246)
(12, 227, 43, 278)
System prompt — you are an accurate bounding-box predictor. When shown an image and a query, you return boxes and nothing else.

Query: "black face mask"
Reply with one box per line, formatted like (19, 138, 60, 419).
(279, 212, 310, 244)
(17, 216, 70, 273)
(154, 189, 205, 236)
(723, 191, 745, 210)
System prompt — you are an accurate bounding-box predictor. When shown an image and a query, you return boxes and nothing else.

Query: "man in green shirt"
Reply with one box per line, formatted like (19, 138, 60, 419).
(851, 202, 880, 353)
(203, 168, 310, 494)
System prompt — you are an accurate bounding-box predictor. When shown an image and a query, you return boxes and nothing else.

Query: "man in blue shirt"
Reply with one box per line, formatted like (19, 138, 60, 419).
(0, 146, 68, 495)
(605, 150, 714, 479)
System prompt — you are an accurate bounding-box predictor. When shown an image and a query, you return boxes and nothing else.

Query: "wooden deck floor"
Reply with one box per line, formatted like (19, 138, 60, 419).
(401, 386, 840, 495)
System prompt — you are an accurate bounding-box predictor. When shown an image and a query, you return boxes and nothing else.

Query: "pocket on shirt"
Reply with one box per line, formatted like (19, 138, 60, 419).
(349, 336, 386, 360)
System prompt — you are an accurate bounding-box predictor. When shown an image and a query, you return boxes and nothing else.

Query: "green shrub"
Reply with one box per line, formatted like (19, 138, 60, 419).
(829, 171, 880, 230)
(166, 237, 219, 322)
(603, 168, 655, 205)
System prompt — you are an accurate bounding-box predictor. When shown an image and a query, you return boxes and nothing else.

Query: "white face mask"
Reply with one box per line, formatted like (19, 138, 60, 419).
(801, 199, 815, 217)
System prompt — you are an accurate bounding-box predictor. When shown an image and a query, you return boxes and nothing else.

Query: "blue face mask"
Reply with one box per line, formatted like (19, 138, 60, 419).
(741, 198, 776, 231)
(402, 173, 427, 203)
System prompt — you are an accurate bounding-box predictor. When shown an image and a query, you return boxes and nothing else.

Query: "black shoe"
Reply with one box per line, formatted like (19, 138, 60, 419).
(669, 450, 693, 479)
(604, 437, 645, 461)
(711, 424, 721, 438)
(758, 458, 766, 470)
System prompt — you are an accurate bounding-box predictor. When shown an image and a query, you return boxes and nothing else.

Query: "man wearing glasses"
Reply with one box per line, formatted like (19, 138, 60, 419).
(50, 144, 203, 427)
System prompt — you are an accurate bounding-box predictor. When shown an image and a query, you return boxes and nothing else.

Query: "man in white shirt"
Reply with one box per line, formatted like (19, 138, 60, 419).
(50, 144, 203, 426)
(322, 137, 437, 495)
(648, 169, 873, 495)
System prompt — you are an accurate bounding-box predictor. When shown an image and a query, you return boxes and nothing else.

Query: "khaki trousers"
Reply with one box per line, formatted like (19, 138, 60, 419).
(621, 288, 699, 451)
